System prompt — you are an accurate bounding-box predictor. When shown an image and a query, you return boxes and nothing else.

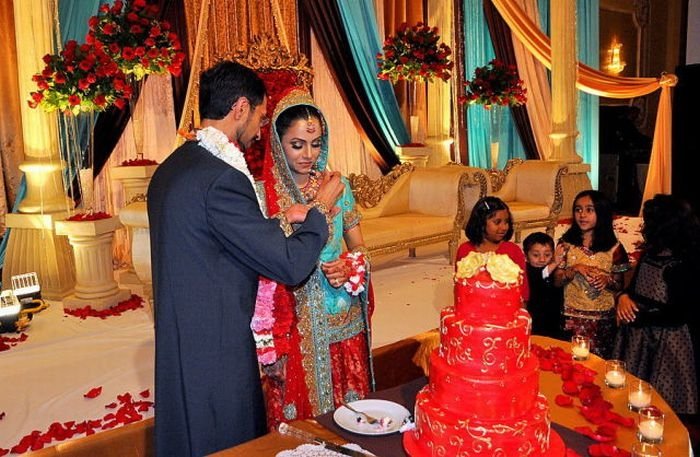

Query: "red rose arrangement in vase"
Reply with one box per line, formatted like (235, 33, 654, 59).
(28, 0, 185, 114)
(28, 40, 131, 115)
(376, 22, 453, 83)
(87, 0, 185, 81)
(460, 59, 527, 109)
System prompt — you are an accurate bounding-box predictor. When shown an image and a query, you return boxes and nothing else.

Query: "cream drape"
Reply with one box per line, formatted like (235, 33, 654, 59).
(94, 75, 176, 266)
(492, 0, 674, 205)
(311, 31, 382, 179)
(512, 0, 552, 159)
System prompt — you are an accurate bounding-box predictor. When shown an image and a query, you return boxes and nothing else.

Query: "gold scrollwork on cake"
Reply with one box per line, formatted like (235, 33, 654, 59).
(348, 162, 414, 209)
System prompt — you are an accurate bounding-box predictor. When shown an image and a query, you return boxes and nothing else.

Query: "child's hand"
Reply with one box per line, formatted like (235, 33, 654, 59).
(616, 293, 638, 323)
(549, 244, 568, 272)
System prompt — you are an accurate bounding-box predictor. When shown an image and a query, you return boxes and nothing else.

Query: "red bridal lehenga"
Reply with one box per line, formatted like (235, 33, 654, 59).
(251, 88, 373, 429)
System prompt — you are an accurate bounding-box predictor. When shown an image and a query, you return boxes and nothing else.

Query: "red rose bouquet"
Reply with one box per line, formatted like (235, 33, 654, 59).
(376, 22, 453, 83)
(460, 59, 527, 108)
(87, 0, 185, 80)
(28, 40, 131, 115)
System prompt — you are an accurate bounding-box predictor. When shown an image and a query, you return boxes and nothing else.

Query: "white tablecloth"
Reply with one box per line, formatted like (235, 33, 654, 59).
(0, 300, 154, 452)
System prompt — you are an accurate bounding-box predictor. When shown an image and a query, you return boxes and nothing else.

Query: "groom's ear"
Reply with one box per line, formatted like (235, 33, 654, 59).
(229, 97, 250, 121)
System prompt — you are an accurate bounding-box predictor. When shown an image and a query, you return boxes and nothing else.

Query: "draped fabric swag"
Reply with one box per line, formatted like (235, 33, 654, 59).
(491, 0, 674, 205)
(483, 1, 538, 160)
(463, 0, 525, 169)
(512, 0, 552, 161)
(0, 0, 25, 239)
(302, 0, 400, 172)
(336, 0, 409, 151)
(311, 32, 382, 178)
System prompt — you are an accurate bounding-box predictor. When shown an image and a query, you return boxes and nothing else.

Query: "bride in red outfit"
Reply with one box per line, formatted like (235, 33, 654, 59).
(251, 87, 373, 428)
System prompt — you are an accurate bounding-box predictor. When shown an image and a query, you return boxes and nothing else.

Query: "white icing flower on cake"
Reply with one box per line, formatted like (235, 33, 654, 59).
(486, 253, 521, 284)
(455, 251, 487, 280)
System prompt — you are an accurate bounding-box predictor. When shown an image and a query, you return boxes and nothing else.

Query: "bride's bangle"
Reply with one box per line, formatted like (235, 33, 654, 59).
(308, 200, 330, 217)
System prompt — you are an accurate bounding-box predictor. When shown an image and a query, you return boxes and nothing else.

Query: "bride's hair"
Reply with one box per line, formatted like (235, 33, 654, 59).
(275, 104, 323, 138)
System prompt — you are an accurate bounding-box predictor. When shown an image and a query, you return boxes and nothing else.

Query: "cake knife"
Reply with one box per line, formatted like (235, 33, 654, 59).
(277, 422, 371, 457)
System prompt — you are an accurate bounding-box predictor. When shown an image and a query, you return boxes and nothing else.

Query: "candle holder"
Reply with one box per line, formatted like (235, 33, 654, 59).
(628, 379, 653, 412)
(631, 442, 662, 457)
(637, 406, 664, 444)
(571, 334, 590, 361)
(604, 359, 627, 388)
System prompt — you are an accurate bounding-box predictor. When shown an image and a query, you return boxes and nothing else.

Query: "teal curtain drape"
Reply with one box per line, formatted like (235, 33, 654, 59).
(577, 0, 600, 188)
(463, 0, 525, 169)
(335, 0, 409, 148)
(536, 0, 599, 188)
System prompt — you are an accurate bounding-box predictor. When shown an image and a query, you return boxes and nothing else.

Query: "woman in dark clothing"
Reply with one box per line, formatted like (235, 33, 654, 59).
(612, 194, 700, 414)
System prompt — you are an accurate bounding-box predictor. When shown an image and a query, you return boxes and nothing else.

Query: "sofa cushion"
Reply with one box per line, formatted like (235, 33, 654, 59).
(506, 201, 551, 221)
(408, 168, 464, 217)
(361, 213, 454, 248)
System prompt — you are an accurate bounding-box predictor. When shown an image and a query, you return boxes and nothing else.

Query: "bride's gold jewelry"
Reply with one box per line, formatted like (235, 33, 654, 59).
(299, 171, 321, 201)
(305, 109, 318, 133)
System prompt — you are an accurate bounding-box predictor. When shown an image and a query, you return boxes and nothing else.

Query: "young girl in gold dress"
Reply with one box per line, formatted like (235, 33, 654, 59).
(554, 190, 630, 358)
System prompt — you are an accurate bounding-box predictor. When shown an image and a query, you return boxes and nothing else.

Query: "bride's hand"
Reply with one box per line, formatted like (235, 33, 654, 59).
(321, 258, 349, 288)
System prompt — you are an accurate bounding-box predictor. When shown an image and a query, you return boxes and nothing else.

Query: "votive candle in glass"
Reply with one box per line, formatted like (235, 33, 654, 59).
(571, 335, 590, 361)
(605, 359, 627, 388)
(628, 379, 652, 411)
(637, 406, 664, 444)
(631, 442, 662, 457)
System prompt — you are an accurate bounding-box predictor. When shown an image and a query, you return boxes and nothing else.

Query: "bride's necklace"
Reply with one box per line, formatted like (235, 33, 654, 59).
(196, 126, 265, 215)
(299, 172, 321, 202)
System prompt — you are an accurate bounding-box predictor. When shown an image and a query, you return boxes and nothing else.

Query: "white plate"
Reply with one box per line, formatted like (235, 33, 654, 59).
(332, 399, 410, 436)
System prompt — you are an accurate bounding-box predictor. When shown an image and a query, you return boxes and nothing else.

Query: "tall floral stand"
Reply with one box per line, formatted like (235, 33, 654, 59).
(55, 217, 130, 311)
(488, 105, 504, 170)
(111, 164, 157, 287)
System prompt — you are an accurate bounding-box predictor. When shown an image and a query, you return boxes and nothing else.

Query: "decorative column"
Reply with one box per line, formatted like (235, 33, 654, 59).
(111, 163, 157, 286)
(549, 0, 591, 209)
(55, 217, 130, 311)
(3, 0, 76, 299)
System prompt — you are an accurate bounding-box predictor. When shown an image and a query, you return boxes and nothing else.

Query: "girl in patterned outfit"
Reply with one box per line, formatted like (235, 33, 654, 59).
(554, 190, 630, 358)
(612, 194, 698, 414)
(251, 88, 373, 429)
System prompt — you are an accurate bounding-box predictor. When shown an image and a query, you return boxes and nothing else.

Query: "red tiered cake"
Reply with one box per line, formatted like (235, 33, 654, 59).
(403, 252, 565, 456)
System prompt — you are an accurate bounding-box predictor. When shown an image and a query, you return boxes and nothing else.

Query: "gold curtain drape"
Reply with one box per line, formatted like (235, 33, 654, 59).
(0, 0, 26, 234)
(177, 0, 297, 137)
(491, 0, 674, 205)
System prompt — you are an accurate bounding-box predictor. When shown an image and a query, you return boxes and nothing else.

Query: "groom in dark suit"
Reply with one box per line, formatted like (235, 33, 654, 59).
(148, 60, 343, 457)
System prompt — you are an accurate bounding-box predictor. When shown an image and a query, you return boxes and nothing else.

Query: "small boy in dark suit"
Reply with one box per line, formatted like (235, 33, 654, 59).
(524, 232, 566, 339)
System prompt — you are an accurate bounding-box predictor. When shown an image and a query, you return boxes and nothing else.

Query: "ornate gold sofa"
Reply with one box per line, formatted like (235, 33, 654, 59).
(481, 159, 568, 242)
(349, 163, 487, 262)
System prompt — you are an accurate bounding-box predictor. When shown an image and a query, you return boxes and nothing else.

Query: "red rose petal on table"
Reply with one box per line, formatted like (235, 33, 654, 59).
(0, 411, 5, 420)
(84, 386, 102, 398)
(139, 389, 150, 398)
(0, 448, 9, 456)
(555, 394, 574, 407)
(562, 380, 580, 395)
(105, 402, 117, 409)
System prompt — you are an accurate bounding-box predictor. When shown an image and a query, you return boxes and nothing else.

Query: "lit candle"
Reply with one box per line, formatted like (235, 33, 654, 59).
(571, 335, 590, 361)
(628, 390, 652, 409)
(605, 370, 626, 388)
(572, 345, 589, 359)
(638, 420, 664, 441)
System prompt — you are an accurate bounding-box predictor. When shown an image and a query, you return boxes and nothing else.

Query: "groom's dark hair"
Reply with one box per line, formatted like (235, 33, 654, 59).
(198, 60, 266, 120)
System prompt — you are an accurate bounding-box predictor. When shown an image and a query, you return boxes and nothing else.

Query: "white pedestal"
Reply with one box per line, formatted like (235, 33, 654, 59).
(110, 165, 158, 203)
(3, 213, 75, 300)
(55, 217, 130, 311)
(395, 145, 430, 168)
(111, 165, 157, 286)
